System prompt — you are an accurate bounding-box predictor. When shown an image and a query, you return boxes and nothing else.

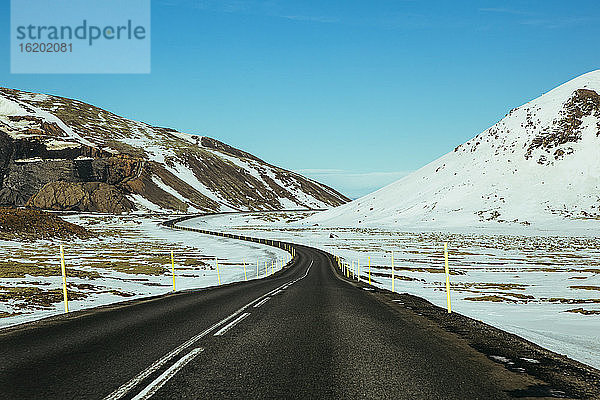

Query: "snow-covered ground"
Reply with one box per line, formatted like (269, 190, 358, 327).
(185, 211, 600, 370)
(0, 214, 289, 329)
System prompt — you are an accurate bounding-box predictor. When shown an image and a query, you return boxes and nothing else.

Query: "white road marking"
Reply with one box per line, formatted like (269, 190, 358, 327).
(213, 312, 251, 336)
(132, 348, 204, 400)
(103, 314, 238, 400)
(253, 297, 270, 308)
(104, 256, 313, 400)
(271, 290, 283, 296)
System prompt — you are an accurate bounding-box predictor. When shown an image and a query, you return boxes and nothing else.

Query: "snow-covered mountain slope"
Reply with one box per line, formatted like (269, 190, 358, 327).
(0, 88, 348, 213)
(304, 70, 600, 229)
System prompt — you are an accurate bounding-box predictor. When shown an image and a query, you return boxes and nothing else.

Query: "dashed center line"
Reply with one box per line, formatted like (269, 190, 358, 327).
(253, 297, 271, 308)
(214, 312, 251, 336)
(132, 348, 204, 400)
(105, 260, 313, 400)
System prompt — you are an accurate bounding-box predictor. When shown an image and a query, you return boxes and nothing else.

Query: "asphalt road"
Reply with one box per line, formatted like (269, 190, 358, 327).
(0, 222, 567, 399)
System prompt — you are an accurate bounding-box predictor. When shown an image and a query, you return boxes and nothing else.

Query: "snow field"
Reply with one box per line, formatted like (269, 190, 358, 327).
(0, 214, 291, 329)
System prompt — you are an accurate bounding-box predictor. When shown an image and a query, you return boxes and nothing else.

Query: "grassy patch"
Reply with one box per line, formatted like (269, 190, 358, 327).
(547, 298, 600, 304)
(466, 282, 530, 291)
(565, 308, 600, 315)
(0, 286, 87, 309)
(464, 295, 519, 303)
(0, 311, 22, 318)
(0, 261, 100, 279)
(91, 260, 167, 276)
(570, 285, 600, 291)
(181, 258, 208, 267)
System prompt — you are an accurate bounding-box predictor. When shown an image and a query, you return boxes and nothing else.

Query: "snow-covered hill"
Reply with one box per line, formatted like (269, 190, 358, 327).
(0, 88, 348, 213)
(304, 70, 600, 229)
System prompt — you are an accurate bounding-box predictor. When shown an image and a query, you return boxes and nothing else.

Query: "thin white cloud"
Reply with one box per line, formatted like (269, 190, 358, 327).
(281, 15, 339, 24)
(295, 169, 412, 199)
(296, 169, 410, 178)
(478, 7, 596, 29)
(478, 8, 532, 16)
(519, 17, 595, 29)
(295, 168, 346, 175)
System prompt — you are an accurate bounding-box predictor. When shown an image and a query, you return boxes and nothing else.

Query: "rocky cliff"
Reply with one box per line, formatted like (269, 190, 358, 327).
(0, 88, 349, 213)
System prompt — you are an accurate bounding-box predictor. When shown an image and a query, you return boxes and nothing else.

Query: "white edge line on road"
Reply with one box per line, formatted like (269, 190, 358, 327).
(253, 297, 270, 308)
(131, 348, 204, 400)
(213, 312, 251, 336)
(104, 259, 313, 400)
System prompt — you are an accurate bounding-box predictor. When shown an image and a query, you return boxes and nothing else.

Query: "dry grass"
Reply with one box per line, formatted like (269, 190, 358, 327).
(565, 308, 600, 315)
(0, 286, 87, 309)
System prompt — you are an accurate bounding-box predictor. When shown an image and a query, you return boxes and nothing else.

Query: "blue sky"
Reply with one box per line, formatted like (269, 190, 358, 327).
(2, 1, 599, 198)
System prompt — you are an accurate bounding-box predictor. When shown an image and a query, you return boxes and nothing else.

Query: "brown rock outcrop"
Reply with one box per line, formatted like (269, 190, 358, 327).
(27, 181, 134, 213)
(0, 207, 92, 240)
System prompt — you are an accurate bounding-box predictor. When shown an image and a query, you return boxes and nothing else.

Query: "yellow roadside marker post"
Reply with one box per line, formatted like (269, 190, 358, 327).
(391, 251, 395, 292)
(171, 250, 176, 292)
(256, 258, 259, 277)
(59, 244, 69, 313)
(243, 259, 247, 281)
(357, 259, 361, 282)
(265, 261, 268, 276)
(215, 257, 221, 285)
(444, 243, 452, 313)
(271, 260, 274, 275)
(368, 256, 371, 285)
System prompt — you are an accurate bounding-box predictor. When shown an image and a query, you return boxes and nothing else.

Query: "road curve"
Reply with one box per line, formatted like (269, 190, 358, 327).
(0, 215, 596, 399)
